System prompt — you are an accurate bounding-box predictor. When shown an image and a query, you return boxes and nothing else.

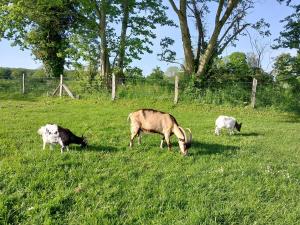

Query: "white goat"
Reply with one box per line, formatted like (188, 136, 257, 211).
(215, 115, 242, 135)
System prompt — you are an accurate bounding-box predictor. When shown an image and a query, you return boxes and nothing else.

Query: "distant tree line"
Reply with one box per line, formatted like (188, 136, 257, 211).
(0, 68, 35, 79)
(0, 67, 75, 79)
(1, 50, 299, 85)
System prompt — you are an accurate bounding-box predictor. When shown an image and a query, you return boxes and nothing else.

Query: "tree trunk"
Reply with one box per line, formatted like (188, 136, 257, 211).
(192, 0, 205, 73)
(178, 12, 194, 75)
(169, 0, 194, 75)
(196, 26, 221, 77)
(117, 0, 129, 78)
(99, 1, 110, 87)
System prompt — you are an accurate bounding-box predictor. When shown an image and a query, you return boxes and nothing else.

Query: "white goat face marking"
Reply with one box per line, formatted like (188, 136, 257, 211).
(39, 124, 60, 145)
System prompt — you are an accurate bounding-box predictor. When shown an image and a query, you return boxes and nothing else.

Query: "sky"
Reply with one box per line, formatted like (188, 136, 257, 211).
(0, 0, 297, 75)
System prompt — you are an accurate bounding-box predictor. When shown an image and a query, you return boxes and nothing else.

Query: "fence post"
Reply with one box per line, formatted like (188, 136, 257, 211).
(251, 78, 257, 108)
(112, 73, 116, 101)
(59, 74, 63, 97)
(22, 73, 25, 94)
(174, 75, 179, 104)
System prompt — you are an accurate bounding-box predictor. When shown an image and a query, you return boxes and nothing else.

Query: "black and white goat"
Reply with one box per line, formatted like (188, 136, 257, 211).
(38, 124, 87, 153)
(128, 109, 192, 155)
(215, 115, 242, 135)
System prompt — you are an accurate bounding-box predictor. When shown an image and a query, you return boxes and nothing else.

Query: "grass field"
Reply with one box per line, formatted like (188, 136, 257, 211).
(0, 97, 299, 224)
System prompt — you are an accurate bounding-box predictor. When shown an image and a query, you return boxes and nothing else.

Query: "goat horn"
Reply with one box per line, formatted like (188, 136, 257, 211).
(185, 128, 192, 146)
(178, 126, 187, 142)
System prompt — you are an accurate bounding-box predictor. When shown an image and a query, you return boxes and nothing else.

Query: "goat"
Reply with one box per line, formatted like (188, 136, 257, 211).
(37, 124, 87, 153)
(215, 116, 242, 135)
(127, 109, 192, 156)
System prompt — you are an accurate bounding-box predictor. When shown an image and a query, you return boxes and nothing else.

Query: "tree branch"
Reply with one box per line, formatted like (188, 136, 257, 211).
(220, 0, 239, 26)
(191, 0, 205, 63)
(91, 0, 101, 20)
(218, 23, 250, 54)
(180, 0, 187, 17)
(218, 12, 246, 45)
(168, 0, 179, 15)
(215, 0, 225, 24)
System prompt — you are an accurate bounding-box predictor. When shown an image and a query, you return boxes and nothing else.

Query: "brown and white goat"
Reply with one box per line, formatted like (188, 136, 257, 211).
(127, 109, 192, 155)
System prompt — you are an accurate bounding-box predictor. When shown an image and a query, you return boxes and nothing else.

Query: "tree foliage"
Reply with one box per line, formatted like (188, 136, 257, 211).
(0, 0, 79, 77)
(226, 52, 250, 78)
(273, 53, 300, 82)
(147, 66, 164, 80)
(205, 52, 273, 83)
(273, 1, 300, 52)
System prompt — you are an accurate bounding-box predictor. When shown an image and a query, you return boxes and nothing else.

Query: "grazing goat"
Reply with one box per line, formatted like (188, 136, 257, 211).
(38, 124, 87, 153)
(215, 116, 242, 135)
(128, 109, 192, 156)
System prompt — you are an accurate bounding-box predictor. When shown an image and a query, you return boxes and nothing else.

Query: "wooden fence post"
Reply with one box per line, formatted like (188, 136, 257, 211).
(251, 78, 257, 108)
(112, 73, 116, 101)
(52, 74, 75, 98)
(22, 73, 25, 94)
(174, 75, 179, 104)
(59, 74, 63, 97)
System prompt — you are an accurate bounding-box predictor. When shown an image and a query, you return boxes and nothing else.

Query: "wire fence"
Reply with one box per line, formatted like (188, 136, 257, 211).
(0, 75, 299, 111)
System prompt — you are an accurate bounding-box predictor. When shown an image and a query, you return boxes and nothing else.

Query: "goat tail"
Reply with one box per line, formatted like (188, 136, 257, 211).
(37, 126, 44, 135)
(127, 113, 132, 122)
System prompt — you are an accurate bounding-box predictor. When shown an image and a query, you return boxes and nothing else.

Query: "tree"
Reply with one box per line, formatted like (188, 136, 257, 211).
(274, 0, 300, 52)
(0, 68, 12, 79)
(10, 68, 27, 78)
(226, 52, 250, 77)
(124, 66, 143, 79)
(165, 66, 181, 77)
(247, 34, 269, 70)
(167, 0, 195, 74)
(273, 52, 300, 108)
(205, 51, 272, 84)
(273, 53, 300, 82)
(0, 0, 79, 77)
(164, 0, 270, 78)
(147, 66, 164, 80)
(72, 0, 174, 87)
(209, 52, 251, 82)
(32, 69, 46, 78)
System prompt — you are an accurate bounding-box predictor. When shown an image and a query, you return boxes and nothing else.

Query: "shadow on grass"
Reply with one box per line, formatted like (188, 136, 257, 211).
(190, 140, 239, 156)
(280, 114, 300, 123)
(83, 144, 119, 152)
(0, 93, 40, 101)
(235, 132, 263, 137)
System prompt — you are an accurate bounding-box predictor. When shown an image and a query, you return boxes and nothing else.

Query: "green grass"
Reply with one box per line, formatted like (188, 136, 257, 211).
(0, 97, 299, 224)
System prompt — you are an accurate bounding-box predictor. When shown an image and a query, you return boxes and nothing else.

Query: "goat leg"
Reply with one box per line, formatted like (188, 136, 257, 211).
(164, 133, 171, 151)
(138, 130, 142, 145)
(129, 128, 139, 148)
(160, 136, 165, 149)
